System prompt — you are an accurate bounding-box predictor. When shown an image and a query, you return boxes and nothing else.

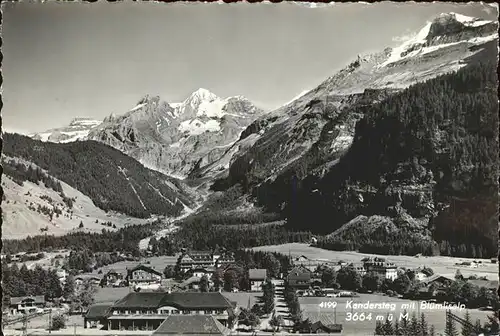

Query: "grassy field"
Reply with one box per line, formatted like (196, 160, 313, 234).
(252, 243, 498, 280)
(94, 287, 131, 303)
(299, 294, 494, 335)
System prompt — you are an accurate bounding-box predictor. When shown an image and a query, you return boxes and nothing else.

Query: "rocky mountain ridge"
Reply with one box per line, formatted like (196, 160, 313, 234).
(32, 89, 265, 180)
(204, 13, 498, 257)
(212, 12, 497, 191)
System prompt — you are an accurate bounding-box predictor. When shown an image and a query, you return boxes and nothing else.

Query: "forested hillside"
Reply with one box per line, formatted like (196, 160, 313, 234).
(2, 222, 160, 255)
(2, 134, 197, 218)
(285, 60, 498, 257)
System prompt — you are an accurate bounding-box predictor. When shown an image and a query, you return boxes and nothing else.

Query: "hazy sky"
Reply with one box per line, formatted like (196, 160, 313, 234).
(2, 1, 497, 134)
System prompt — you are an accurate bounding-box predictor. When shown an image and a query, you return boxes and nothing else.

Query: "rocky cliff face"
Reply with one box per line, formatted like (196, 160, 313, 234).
(210, 13, 498, 256)
(87, 89, 264, 179)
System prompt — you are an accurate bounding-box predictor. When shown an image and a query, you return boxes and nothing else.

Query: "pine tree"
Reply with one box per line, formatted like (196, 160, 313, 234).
(445, 311, 459, 336)
(461, 310, 473, 336)
(420, 313, 429, 336)
(400, 310, 410, 335)
(410, 312, 420, 335)
(394, 319, 402, 336)
(382, 316, 394, 335)
(474, 319, 483, 334)
(375, 320, 384, 335)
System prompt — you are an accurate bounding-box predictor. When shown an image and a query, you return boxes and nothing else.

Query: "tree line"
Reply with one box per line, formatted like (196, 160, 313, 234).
(2, 221, 161, 255)
(2, 261, 62, 309)
(152, 221, 312, 255)
(3, 133, 195, 218)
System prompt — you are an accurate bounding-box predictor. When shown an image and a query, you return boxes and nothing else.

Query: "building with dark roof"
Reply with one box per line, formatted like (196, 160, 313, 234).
(287, 265, 312, 289)
(106, 292, 235, 330)
(84, 304, 112, 328)
(8, 296, 46, 315)
(126, 264, 163, 288)
(421, 274, 454, 288)
(152, 315, 231, 336)
(248, 269, 267, 291)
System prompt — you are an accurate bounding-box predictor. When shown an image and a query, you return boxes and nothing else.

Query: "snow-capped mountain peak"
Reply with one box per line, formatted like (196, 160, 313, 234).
(379, 12, 497, 68)
(85, 89, 265, 178)
(188, 88, 218, 101)
(438, 12, 493, 27)
(31, 117, 102, 143)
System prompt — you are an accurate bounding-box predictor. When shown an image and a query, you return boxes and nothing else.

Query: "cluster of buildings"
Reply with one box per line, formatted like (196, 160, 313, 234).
(70, 250, 264, 293)
(178, 250, 236, 272)
(290, 255, 399, 286)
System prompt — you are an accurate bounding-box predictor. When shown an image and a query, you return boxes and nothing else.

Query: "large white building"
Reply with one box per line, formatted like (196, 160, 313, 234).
(358, 257, 398, 281)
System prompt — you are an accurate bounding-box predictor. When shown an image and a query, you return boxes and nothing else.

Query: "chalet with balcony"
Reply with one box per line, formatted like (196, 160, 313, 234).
(179, 250, 235, 272)
(101, 269, 125, 287)
(105, 292, 236, 330)
(287, 265, 312, 289)
(215, 253, 236, 268)
(185, 267, 215, 279)
(361, 257, 398, 281)
(9, 296, 46, 315)
(75, 274, 102, 287)
(179, 251, 213, 271)
(126, 265, 163, 288)
(248, 269, 267, 291)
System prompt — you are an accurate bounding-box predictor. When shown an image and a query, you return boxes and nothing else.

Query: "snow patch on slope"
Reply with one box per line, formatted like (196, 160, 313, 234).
(129, 102, 148, 112)
(178, 119, 221, 136)
(449, 12, 492, 27)
(380, 22, 432, 67)
(197, 99, 228, 118)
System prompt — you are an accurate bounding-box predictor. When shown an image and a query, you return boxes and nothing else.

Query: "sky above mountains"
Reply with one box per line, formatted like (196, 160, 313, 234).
(2, 1, 497, 134)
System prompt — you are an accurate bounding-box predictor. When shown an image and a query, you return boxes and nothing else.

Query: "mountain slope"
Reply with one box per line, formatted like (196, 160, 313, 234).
(300, 60, 498, 257)
(207, 13, 498, 257)
(2, 133, 199, 219)
(214, 13, 498, 193)
(86, 89, 264, 179)
(32, 117, 101, 143)
(1, 156, 154, 239)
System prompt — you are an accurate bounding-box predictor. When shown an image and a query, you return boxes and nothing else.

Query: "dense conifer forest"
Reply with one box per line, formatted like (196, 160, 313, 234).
(282, 60, 498, 258)
(2, 134, 196, 218)
(1, 222, 161, 255)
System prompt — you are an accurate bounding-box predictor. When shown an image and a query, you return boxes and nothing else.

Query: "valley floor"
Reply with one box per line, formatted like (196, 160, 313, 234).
(252, 243, 499, 281)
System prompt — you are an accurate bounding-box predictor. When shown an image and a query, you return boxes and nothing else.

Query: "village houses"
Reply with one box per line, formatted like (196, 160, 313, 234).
(248, 269, 267, 291)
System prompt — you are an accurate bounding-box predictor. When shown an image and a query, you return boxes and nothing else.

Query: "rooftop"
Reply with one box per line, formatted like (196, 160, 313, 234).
(153, 315, 231, 336)
(128, 264, 163, 277)
(112, 292, 234, 310)
(85, 304, 112, 320)
(10, 296, 45, 305)
(249, 269, 267, 281)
